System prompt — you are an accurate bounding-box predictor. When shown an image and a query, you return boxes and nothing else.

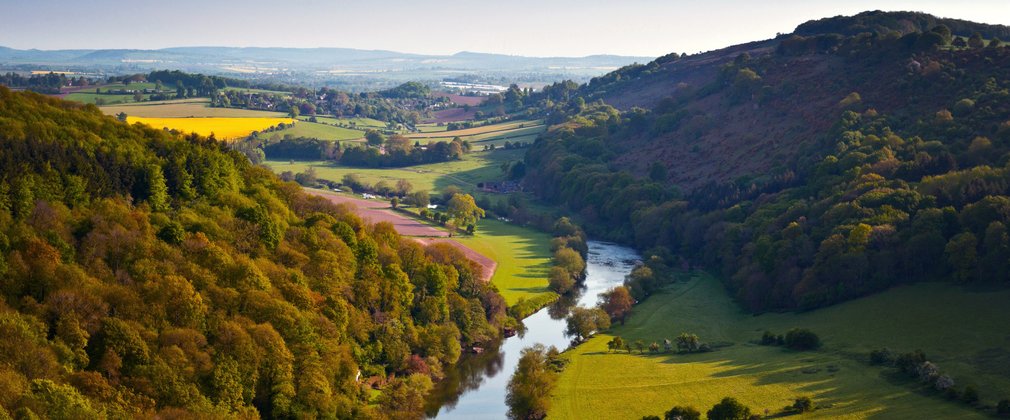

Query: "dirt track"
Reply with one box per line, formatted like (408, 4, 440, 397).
(307, 189, 495, 282)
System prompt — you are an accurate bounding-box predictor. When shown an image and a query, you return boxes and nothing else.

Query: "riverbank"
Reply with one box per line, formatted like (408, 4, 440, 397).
(549, 273, 1008, 419)
(426, 241, 640, 419)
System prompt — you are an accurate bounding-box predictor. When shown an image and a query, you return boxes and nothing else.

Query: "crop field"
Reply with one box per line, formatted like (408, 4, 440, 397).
(264, 148, 526, 194)
(101, 99, 288, 118)
(452, 219, 554, 305)
(550, 274, 1010, 419)
(127, 116, 294, 140)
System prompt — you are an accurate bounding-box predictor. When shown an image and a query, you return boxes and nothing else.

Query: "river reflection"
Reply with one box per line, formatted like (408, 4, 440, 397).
(425, 241, 640, 419)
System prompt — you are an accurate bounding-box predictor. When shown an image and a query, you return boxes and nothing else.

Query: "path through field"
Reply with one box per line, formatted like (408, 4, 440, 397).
(306, 189, 496, 282)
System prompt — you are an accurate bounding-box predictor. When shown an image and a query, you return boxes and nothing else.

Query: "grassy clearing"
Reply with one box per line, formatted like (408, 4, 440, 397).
(66, 92, 148, 105)
(128, 116, 294, 140)
(222, 86, 291, 96)
(303, 116, 388, 130)
(405, 120, 544, 146)
(551, 274, 1010, 419)
(263, 148, 525, 194)
(265, 121, 365, 141)
(101, 99, 287, 118)
(453, 219, 554, 305)
(66, 83, 173, 105)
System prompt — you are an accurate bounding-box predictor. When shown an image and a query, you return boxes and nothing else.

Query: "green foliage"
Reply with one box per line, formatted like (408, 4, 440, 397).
(506, 344, 559, 420)
(784, 328, 821, 351)
(0, 88, 506, 417)
(793, 396, 815, 412)
(664, 405, 701, 420)
(706, 397, 751, 420)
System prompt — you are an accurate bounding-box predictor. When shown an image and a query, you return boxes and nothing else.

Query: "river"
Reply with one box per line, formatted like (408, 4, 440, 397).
(425, 240, 641, 419)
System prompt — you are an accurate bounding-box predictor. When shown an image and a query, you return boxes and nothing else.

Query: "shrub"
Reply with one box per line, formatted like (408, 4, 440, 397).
(962, 386, 979, 405)
(707, 397, 751, 420)
(869, 348, 894, 365)
(784, 328, 821, 350)
(792, 396, 814, 413)
(759, 330, 776, 345)
(664, 405, 701, 420)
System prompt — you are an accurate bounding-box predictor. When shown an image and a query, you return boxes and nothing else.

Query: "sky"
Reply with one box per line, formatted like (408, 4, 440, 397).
(2, 0, 1009, 57)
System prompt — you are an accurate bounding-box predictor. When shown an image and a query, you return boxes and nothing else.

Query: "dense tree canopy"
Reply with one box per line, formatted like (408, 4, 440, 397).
(0, 87, 505, 418)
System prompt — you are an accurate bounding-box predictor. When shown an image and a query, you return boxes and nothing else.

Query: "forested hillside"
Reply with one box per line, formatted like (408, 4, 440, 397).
(523, 12, 1010, 311)
(0, 87, 504, 418)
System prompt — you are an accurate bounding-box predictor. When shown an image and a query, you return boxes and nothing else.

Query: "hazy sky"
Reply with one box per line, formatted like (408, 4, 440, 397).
(2, 0, 1008, 57)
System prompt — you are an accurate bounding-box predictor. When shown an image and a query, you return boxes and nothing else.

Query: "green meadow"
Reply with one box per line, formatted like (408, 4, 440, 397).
(550, 274, 1010, 419)
(266, 120, 366, 141)
(454, 219, 554, 305)
(264, 148, 526, 195)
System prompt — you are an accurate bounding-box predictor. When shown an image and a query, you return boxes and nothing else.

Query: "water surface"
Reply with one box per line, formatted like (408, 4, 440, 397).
(425, 240, 640, 419)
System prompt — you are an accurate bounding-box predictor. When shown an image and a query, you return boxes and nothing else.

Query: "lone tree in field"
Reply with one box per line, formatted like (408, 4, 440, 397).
(664, 405, 701, 420)
(793, 396, 814, 413)
(706, 397, 751, 420)
(634, 339, 646, 354)
(447, 193, 484, 232)
(506, 344, 558, 420)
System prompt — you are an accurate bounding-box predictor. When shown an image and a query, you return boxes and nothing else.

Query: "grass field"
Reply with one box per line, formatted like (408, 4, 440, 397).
(303, 116, 389, 130)
(264, 148, 525, 194)
(65, 82, 173, 105)
(128, 116, 294, 140)
(405, 120, 544, 147)
(265, 120, 365, 141)
(452, 219, 554, 305)
(101, 99, 288, 118)
(550, 274, 1010, 419)
(222, 86, 291, 96)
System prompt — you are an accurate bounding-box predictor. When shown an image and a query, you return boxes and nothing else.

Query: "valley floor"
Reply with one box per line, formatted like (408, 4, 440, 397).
(551, 274, 1010, 419)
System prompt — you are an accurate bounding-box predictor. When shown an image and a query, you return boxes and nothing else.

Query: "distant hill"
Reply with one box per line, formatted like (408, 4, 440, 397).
(522, 11, 1010, 311)
(0, 45, 652, 83)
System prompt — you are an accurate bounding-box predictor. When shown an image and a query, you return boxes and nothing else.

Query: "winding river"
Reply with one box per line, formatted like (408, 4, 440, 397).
(425, 241, 641, 419)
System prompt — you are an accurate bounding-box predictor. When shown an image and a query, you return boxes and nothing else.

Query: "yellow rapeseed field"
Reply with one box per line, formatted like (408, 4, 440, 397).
(127, 116, 294, 140)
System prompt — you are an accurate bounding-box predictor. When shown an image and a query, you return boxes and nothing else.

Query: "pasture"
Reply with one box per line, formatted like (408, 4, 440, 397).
(550, 274, 1010, 419)
(405, 120, 545, 147)
(127, 116, 294, 140)
(302, 116, 388, 130)
(452, 219, 554, 305)
(65, 82, 172, 105)
(264, 148, 526, 194)
(265, 120, 365, 141)
(101, 98, 288, 118)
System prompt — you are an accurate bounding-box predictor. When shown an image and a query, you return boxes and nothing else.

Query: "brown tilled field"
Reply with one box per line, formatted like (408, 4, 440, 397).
(306, 189, 497, 282)
(424, 107, 476, 123)
(306, 189, 448, 237)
